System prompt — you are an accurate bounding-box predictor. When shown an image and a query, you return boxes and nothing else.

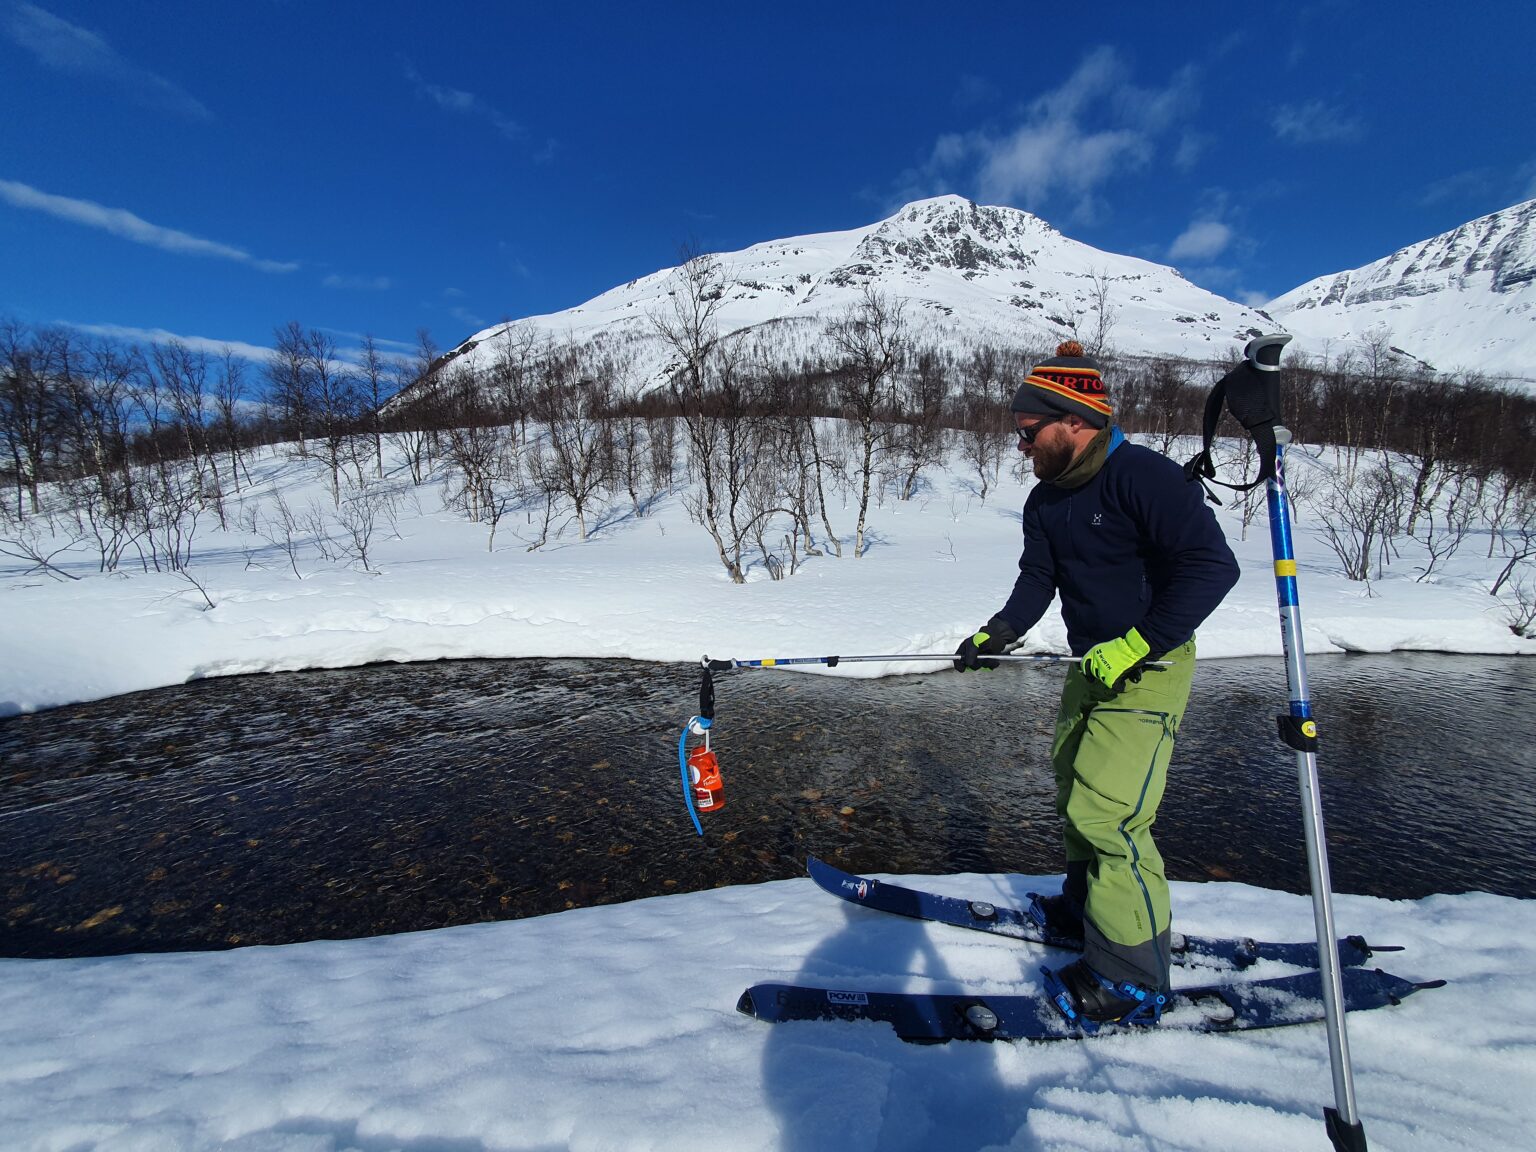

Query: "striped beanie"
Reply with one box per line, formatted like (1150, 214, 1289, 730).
(1010, 340, 1112, 429)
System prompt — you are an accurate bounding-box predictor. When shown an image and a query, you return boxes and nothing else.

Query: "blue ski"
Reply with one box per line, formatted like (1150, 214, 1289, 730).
(807, 857, 1399, 971)
(738, 966, 1442, 1042)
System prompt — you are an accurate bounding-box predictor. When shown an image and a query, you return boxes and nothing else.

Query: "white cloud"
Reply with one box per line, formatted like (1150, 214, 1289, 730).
(403, 60, 522, 141)
(1418, 168, 1495, 207)
(64, 322, 273, 362)
(1173, 132, 1206, 172)
(1421, 160, 1536, 210)
(67, 322, 417, 369)
(317, 328, 417, 353)
(1174, 263, 1270, 310)
(0, 179, 297, 272)
(1272, 100, 1363, 144)
(1169, 219, 1234, 262)
(903, 47, 1197, 221)
(2, 2, 212, 120)
(449, 305, 487, 332)
(953, 74, 999, 108)
(323, 273, 394, 291)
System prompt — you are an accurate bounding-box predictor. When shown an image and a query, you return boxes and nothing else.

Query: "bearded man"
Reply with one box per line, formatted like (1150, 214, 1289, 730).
(954, 340, 1241, 1028)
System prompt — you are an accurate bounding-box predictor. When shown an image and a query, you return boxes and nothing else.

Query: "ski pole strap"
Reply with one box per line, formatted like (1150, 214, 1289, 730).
(1184, 334, 1291, 503)
(699, 657, 719, 722)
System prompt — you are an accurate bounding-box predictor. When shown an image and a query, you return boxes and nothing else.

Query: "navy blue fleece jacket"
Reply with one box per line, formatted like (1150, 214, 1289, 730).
(996, 428, 1240, 657)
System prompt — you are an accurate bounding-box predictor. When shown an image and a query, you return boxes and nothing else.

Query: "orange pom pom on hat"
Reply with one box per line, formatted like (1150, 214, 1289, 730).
(1009, 340, 1113, 429)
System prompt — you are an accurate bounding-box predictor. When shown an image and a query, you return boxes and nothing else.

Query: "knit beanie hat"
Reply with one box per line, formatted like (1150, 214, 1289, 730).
(1009, 340, 1112, 429)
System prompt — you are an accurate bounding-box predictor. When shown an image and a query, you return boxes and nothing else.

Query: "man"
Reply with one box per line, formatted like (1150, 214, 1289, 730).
(954, 340, 1240, 1028)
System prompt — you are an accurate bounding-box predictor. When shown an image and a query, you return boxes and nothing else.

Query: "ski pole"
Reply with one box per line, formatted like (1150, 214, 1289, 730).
(1194, 333, 1366, 1152)
(1268, 421, 1365, 1152)
(710, 653, 1169, 669)
(677, 650, 1170, 834)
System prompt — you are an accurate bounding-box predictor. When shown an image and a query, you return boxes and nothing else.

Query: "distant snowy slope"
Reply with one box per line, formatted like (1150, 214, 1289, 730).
(1268, 198, 1536, 382)
(446, 196, 1276, 385)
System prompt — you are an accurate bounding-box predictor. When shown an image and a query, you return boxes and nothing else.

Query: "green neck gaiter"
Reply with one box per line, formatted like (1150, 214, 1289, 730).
(1048, 426, 1113, 489)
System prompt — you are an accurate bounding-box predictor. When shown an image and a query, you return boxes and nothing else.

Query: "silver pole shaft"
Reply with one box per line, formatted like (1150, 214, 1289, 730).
(1298, 743, 1358, 1121)
(724, 653, 1169, 668)
(1269, 429, 1361, 1132)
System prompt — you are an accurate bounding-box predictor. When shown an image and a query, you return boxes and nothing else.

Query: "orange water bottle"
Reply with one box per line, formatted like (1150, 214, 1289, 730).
(688, 744, 726, 812)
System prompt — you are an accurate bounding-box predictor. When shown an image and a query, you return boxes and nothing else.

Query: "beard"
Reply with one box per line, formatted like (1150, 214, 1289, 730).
(1028, 434, 1076, 481)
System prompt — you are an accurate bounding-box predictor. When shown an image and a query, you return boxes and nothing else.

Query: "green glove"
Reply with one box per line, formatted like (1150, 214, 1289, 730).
(1081, 627, 1151, 691)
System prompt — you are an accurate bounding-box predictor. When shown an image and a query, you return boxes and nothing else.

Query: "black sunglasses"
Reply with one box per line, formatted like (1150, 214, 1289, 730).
(1015, 415, 1065, 444)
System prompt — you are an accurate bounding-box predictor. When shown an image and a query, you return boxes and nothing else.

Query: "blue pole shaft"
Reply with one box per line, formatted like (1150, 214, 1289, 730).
(1268, 429, 1362, 1136)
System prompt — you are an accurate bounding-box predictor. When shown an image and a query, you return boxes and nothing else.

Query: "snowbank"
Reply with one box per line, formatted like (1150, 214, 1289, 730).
(0, 870, 1528, 1151)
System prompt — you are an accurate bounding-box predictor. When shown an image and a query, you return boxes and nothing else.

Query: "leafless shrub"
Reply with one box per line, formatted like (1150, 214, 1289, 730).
(1499, 565, 1536, 637)
(1488, 482, 1536, 598)
(828, 285, 906, 556)
(243, 492, 306, 579)
(300, 498, 342, 564)
(177, 568, 216, 611)
(1308, 456, 1405, 586)
(529, 356, 616, 541)
(1411, 470, 1480, 582)
(333, 480, 400, 573)
(0, 521, 82, 580)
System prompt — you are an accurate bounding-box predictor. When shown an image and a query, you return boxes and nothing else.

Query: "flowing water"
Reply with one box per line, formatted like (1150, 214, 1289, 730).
(2, 653, 1531, 958)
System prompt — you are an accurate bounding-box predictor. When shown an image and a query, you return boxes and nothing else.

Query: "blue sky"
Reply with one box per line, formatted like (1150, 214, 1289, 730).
(2, 0, 1532, 361)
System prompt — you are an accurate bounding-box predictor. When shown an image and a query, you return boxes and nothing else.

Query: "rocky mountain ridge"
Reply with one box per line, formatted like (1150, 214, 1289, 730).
(1267, 198, 1535, 379)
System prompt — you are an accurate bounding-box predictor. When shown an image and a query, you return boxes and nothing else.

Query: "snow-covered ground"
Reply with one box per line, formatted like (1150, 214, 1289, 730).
(2, 437, 1530, 717)
(1, 869, 1529, 1151)
(3, 436, 1533, 1150)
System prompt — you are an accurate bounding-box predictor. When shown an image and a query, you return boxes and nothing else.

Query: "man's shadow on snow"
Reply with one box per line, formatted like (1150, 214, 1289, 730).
(754, 873, 1022, 1152)
(754, 710, 1053, 1152)
(755, 873, 1164, 1152)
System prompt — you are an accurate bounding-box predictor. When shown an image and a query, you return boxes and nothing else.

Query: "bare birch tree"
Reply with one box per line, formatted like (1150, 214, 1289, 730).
(828, 285, 906, 556)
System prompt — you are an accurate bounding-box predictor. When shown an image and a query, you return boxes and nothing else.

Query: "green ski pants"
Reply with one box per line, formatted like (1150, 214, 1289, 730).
(1050, 638, 1196, 993)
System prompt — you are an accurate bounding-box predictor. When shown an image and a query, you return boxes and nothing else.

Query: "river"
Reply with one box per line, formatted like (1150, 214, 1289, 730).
(2, 653, 1530, 958)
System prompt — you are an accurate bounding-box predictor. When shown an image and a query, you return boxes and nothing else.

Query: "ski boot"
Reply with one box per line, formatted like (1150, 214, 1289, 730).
(1043, 958, 1166, 1033)
(1026, 891, 1085, 947)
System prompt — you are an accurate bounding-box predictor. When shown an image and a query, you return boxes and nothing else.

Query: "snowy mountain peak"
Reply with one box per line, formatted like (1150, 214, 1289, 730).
(449, 197, 1275, 383)
(837, 197, 1061, 283)
(1267, 198, 1536, 380)
(886, 194, 1060, 244)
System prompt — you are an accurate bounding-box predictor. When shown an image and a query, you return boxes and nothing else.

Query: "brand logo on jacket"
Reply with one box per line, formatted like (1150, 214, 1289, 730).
(1092, 513, 1103, 525)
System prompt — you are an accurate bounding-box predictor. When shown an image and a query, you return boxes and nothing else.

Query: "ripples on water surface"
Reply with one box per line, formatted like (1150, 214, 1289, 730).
(2, 653, 1531, 957)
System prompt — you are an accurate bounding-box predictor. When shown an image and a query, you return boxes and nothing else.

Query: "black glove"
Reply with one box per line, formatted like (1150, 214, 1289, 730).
(953, 616, 1019, 672)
